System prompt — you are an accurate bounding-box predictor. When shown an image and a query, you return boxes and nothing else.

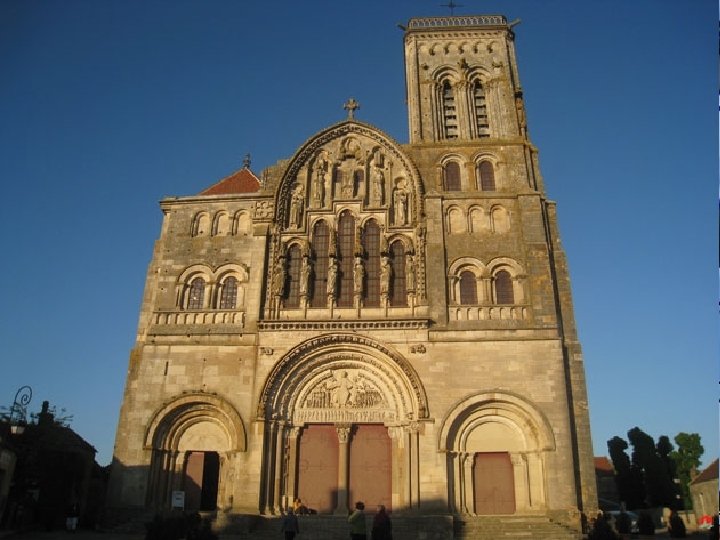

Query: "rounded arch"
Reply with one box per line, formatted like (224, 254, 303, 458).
(257, 333, 429, 423)
(215, 263, 249, 282)
(191, 212, 211, 237)
(144, 392, 246, 453)
(275, 121, 425, 229)
(449, 257, 485, 278)
(438, 390, 556, 453)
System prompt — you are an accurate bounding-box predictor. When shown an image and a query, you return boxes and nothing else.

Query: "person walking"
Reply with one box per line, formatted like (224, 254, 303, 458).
(371, 505, 392, 540)
(348, 501, 367, 540)
(281, 507, 300, 540)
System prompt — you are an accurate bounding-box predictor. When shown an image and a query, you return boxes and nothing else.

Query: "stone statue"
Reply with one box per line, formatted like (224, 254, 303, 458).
(405, 253, 415, 291)
(312, 162, 326, 207)
(380, 256, 392, 295)
(299, 257, 312, 296)
(393, 184, 408, 225)
(327, 370, 353, 408)
(327, 258, 338, 297)
(272, 258, 286, 298)
(370, 166, 384, 206)
(289, 185, 304, 228)
(353, 257, 365, 295)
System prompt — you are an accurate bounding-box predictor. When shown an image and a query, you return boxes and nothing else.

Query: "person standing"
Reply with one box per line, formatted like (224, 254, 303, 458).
(348, 501, 367, 540)
(281, 508, 300, 540)
(371, 505, 392, 540)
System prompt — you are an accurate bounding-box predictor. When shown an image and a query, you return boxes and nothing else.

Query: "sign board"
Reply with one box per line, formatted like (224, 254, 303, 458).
(171, 491, 185, 509)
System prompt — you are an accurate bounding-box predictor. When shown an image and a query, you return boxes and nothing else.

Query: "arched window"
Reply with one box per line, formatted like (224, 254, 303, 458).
(362, 220, 381, 307)
(310, 221, 329, 308)
(218, 276, 238, 309)
(337, 212, 355, 307)
(389, 241, 406, 307)
(459, 271, 478, 305)
(192, 213, 210, 237)
(448, 207, 464, 234)
(441, 80, 458, 139)
(187, 277, 205, 309)
(284, 245, 301, 308)
(494, 270, 514, 304)
(478, 161, 495, 191)
(444, 161, 461, 192)
(473, 80, 490, 138)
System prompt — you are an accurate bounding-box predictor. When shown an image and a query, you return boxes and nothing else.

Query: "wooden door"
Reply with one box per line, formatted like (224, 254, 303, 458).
(297, 425, 339, 513)
(349, 424, 392, 510)
(473, 452, 515, 514)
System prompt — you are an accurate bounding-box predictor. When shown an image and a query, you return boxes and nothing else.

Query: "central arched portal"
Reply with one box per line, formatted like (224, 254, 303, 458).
(257, 333, 429, 514)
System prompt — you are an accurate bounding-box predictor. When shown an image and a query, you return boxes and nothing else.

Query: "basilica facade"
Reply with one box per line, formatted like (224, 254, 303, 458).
(107, 14, 597, 536)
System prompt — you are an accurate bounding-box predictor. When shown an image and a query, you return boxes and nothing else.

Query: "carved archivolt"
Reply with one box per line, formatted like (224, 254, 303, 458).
(437, 390, 555, 453)
(257, 333, 429, 425)
(144, 392, 246, 453)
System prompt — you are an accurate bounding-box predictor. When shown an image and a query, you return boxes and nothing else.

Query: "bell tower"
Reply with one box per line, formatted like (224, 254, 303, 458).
(404, 15, 525, 144)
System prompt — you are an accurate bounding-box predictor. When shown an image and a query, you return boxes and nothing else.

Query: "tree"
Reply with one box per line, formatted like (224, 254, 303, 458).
(670, 433, 704, 509)
(608, 428, 682, 510)
(608, 435, 645, 509)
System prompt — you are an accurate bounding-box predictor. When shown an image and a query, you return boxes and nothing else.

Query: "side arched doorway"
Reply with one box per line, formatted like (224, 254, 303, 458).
(439, 391, 555, 515)
(257, 334, 429, 515)
(144, 393, 246, 512)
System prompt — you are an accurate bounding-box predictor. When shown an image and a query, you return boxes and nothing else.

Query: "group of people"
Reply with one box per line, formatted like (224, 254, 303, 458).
(280, 499, 392, 540)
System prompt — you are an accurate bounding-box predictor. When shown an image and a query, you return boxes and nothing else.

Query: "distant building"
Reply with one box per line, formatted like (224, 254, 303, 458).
(690, 459, 718, 518)
(595, 457, 620, 509)
(1, 401, 97, 530)
(107, 14, 597, 538)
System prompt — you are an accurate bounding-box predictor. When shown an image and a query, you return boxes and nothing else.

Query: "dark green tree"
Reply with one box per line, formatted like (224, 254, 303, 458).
(627, 427, 680, 508)
(608, 435, 645, 509)
(669, 433, 704, 509)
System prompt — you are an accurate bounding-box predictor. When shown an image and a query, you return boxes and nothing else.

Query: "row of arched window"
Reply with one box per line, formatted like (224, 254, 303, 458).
(177, 265, 248, 310)
(449, 258, 525, 306)
(442, 159, 496, 192)
(446, 205, 510, 234)
(280, 211, 415, 309)
(191, 211, 252, 237)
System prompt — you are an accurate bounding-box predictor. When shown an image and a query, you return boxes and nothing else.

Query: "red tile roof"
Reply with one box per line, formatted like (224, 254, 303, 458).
(595, 457, 614, 473)
(691, 459, 719, 485)
(200, 168, 260, 195)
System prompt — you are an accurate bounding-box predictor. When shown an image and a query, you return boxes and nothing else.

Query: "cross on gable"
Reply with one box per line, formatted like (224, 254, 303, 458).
(344, 98, 360, 120)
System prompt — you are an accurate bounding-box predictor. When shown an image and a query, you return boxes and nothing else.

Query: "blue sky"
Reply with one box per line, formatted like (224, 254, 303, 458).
(0, 1, 716, 469)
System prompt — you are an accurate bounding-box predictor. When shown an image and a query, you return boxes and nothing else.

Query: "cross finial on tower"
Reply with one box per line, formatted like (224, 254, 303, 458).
(243, 153, 251, 169)
(441, 0, 463, 15)
(344, 98, 360, 120)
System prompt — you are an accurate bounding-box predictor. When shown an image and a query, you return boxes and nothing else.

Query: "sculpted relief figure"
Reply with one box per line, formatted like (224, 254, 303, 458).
(353, 256, 365, 295)
(327, 370, 353, 408)
(299, 256, 312, 296)
(370, 166, 384, 206)
(405, 253, 416, 292)
(380, 256, 392, 295)
(327, 258, 338, 297)
(312, 158, 327, 208)
(272, 257, 286, 298)
(289, 184, 305, 228)
(393, 181, 409, 225)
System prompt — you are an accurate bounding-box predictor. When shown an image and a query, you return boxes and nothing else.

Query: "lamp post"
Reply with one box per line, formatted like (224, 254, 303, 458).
(8, 385, 32, 435)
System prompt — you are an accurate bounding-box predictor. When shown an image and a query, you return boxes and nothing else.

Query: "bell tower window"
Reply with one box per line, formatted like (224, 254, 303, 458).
(473, 80, 490, 138)
(443, 161, 461, 192)
(478, 161, 495, 191)
(441, 80, 458, 139)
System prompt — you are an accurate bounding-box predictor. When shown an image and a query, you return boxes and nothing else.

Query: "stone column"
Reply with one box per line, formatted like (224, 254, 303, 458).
(462, 453, 474, 514)
(335, 424, 351, 514)
(450, 451, 461, 513)
(408, 424, 420, 511)
(273, 422, 286, 514)
(286, 427, 301, 507)
(387, 426, 405, 510)
(511, 452, 530, 511)
(527, 452, 546, 508)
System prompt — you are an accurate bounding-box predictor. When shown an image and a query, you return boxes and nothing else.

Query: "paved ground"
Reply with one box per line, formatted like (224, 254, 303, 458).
(0, 529, 715, 539)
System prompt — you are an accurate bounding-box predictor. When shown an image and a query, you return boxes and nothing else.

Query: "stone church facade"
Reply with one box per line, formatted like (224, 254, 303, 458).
(107, 15, 597, 536)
